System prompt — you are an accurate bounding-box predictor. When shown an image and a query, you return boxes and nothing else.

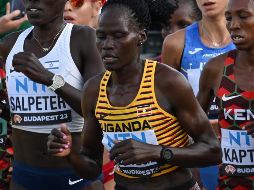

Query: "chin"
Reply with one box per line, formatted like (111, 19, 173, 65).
(104, 65, 117, 71)
(104, 64, 122, 71)
(203, 10, 220, 18)
(234, 44, 248, 51)
(64, 20, 76, 24)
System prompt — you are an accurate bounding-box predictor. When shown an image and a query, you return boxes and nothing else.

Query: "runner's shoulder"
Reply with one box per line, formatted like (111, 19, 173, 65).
(203, 51, 232, 77)
(163, 28, 186, 54)
(83, 72, 105, 95)
(155, 62, 191, 92)
(0, 30, 24, 60)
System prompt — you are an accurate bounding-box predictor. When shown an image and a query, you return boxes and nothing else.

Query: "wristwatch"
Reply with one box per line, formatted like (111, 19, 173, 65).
(160, 146, 173, 163)
(48, 74, 65, 91)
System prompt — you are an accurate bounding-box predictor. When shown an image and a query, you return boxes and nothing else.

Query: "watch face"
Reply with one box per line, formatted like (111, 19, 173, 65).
(163, 149, 172, 160)
(55, 75, 65, 86)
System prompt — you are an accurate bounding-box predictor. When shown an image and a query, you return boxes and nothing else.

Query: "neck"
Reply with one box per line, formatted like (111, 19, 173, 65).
(89, 15, 99, 29)
(199, 16, 231, 47)
(33, 21, 66, 41)
(238, 50, 254, 67)
(111, 57, 143, 86)
(201, 16, 228, 35)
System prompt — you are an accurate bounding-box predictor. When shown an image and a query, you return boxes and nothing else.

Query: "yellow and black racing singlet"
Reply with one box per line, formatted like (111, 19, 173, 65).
(95, 60, 190, 178)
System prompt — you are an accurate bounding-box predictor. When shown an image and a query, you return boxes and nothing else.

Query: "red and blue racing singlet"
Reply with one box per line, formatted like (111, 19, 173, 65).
(216, 50, 254, 189)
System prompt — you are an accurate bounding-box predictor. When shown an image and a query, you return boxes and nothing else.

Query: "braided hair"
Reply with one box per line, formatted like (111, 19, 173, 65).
(101, 0, 178, 30)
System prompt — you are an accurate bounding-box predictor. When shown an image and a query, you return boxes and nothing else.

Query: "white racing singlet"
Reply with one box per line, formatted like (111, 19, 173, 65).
(5, 24, 84, 133)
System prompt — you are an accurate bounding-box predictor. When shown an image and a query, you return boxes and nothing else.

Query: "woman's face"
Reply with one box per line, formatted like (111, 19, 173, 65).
(64, 0, 100, 27)
(161, 0, 197, 38)
(96, 7, 142, 71)
(225, 0, 254, 50)
(25, 0, 65, 26)
(196, 0, 229, 17)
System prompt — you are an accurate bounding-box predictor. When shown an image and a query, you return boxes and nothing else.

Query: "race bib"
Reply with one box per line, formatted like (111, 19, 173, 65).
(102, 130, 160, 177)
(7, 72, 72, 126)
(221, 128, 254, 176)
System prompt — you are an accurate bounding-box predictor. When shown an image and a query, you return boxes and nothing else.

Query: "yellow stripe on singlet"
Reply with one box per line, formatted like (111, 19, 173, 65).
(95, 60, 189, 178)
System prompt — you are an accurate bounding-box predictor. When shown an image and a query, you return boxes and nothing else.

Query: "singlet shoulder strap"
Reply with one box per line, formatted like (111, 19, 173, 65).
(97, 71, 111, 103)
(141, 60, 156, 83)
(216, 50, 237, 98)
(10, 27, 33, 52)
(138, 60, 157, 99)
(184, 22, 199, 45)
(223, 50, 237, 79)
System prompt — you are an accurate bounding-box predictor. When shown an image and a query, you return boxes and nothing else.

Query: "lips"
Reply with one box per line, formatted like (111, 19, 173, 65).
(203, 1, 216, 10)
(102, 55, 118, 64)
(203, 2, 215, 6)
(26, 7, 42, 17)
(231, 34, 245, 43)
(64, 15, 75, 23)
(26, 7, 42, 13)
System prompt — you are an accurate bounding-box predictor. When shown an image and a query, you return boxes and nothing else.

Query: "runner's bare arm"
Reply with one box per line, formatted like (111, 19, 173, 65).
(0, 32, 21, 63)
(65, 75, 104, 179)
(53, 26, 104, 115)
(155, 63, 221, 167)
(47, 75, 104, 179)
(197, 55, 226, 113)
(161, 29, 185, 70)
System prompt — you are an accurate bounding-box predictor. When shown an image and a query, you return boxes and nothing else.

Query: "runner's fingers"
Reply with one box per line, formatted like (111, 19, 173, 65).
(60, 125, 71, 136)
(246, 129, 254, 135)
(114, 152, 131, 164)
(5, 2, 10, 14)
(4, 10, 21, 21)
(245, 128, 254, 136)
(48, 134, 69, 145)
(120, 156, 138, 165)
(110, 146, 127, 161)
(11, 15, 28, 26)
(243, 122, 254, 129)
(47, 141, 69, 150)
(51, 128, 65, 138)
(47, 148, 64, 155)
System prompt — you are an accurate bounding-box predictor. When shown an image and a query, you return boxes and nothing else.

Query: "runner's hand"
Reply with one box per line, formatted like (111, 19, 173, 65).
(47, 126, 72, 157)
(12, 52, 54, 85)
(0, 3, 27, 34)
(244, 122, 254, 137)
(109, 139, 161, 164)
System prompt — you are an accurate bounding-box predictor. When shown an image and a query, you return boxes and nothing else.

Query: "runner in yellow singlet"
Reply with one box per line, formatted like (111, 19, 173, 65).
(47, 0, 221, 189)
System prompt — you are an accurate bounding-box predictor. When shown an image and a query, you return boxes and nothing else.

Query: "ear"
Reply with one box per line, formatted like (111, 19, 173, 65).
(91, 1, 102, 17)
(137, 29, 147, 46)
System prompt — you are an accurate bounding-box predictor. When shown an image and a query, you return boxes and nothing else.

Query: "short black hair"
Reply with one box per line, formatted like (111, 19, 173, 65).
(159, 0, 201, 26)
(101, 0, 178, 30)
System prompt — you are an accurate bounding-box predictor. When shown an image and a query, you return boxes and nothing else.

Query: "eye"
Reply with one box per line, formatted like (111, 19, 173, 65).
(238, 11, 251, 20)
(178, 21, 192, 29)
(96, 33, 106, 40)
(114, 32, 126, 39)
(239, 14, 249, 19)
(225, 15, 232, 22)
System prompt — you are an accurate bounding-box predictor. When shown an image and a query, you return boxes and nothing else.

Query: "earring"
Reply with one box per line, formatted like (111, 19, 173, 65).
(138, 42, 143, 46)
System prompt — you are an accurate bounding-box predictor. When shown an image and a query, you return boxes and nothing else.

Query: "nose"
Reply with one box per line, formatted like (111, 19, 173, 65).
(228, 17, 240, 31)
(64, 1, 73, 12)
(102, 36, 114, 49)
